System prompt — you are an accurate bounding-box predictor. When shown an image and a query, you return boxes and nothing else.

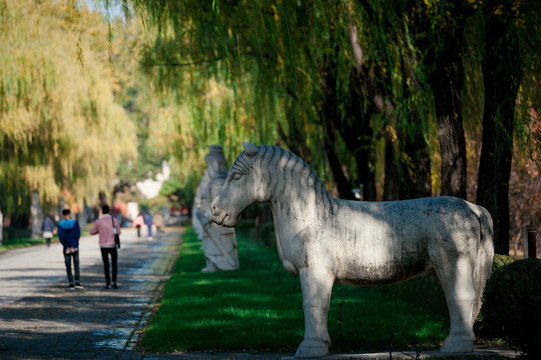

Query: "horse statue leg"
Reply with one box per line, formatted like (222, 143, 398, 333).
(295, 267, 334, 358)
(436, 255, 477, 353)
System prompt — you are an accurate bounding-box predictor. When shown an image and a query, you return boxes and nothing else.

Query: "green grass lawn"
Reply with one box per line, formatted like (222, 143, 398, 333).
(0, 230, 93, 253)
(0, 236, 57, 252)
(142, 226, 450, 353)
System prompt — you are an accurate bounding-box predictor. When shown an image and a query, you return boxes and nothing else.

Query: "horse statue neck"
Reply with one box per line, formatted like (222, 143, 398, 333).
(254, 145, 336, 222)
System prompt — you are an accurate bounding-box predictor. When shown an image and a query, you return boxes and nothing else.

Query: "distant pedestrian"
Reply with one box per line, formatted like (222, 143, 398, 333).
(132, 214, 144, 238)
(57, 209, 83, 290)
(153, 212, 164, 236)
(143, 211, 153, 240)
(41, 215, 55, 248)
(90, 205, 121, 289)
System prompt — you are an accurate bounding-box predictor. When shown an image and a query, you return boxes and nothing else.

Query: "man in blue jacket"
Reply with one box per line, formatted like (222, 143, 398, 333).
(57, 209, 83, 290)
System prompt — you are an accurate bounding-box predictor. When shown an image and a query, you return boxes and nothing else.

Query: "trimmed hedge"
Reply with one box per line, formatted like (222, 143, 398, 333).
(479, 258, 541, 358)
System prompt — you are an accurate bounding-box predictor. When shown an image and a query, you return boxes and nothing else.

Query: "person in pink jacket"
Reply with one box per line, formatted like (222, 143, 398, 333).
(132, 214, 144, 238)
(90, 205, 121, 289)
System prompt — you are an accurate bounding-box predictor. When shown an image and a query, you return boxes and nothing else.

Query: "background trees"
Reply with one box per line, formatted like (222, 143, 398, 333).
(0, 0, 136, 233)
(120, 0, 539, 254)
(1, 0, 539, 255)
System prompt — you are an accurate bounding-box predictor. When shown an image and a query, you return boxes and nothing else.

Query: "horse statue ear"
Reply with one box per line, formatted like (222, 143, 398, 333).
(243, 142, 259, 157)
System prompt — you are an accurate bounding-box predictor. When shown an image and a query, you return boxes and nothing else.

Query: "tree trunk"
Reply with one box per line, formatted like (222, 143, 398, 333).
(399, 127, 432, 200)
(342, 71, 377, 201)
(396, 81, 432, 199)
(78, 198, 89, 233)
(0, 208, 3, 244)
(383, 130, 401, 201)
(277, 106, 314, 164)
(477, 3, 522, 255)
(30, 191, 43, 239)
(324, 134, 355, 200)
(320, 66, 356, 200)
(430, 5, 467, 199)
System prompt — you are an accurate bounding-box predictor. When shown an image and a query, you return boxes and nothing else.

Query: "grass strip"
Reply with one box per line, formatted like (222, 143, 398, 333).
(0, 237, 57, 252)
(142, 226, 449, 353)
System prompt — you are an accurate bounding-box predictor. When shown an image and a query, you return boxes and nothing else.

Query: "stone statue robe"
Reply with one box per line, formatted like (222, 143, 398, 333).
(200, 172, 239, 272)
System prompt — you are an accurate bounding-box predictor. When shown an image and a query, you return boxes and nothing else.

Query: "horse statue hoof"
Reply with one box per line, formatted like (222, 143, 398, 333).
(295, 341, 329, 358)
(440, 336, 474, 353)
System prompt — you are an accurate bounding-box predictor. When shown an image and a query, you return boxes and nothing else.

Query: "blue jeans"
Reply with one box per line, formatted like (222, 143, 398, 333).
(64, 252, 80, 284)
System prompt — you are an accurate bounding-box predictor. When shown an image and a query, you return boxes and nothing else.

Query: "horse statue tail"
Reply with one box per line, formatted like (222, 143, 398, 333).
(472, 206, 495, 322)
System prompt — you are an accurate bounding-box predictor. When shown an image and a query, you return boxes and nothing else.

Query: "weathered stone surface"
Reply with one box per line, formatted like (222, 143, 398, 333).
(194, 145, 239, 272)
(212, 143, 494, 358)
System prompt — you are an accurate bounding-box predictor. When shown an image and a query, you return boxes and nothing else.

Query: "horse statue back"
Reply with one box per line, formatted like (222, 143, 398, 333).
(211, 143, 494, 358)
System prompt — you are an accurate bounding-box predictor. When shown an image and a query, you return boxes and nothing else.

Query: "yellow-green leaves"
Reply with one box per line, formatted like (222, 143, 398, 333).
(0, 0, 136, 213)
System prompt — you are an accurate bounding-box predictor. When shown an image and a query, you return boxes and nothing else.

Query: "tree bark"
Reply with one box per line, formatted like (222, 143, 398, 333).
(398, 127, 433, 200)
(430, 4, 467, 199)
(320, 65, 356, 200)
(341, 70, 377, 201)
(383, 130, 401, 200)
(30, 191, 43, 239)
(324, 133, 356, 200)
(0, 208, 3, 244)
(477, 3, 522, 255)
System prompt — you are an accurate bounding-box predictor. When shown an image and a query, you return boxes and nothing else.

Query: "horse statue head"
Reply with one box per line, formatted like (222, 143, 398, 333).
(211, 142, 335, 227)
(210, 142, 269, 227)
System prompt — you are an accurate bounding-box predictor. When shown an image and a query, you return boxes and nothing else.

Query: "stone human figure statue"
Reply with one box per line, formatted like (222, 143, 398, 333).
(197, 145, 239, 272)
(192, 170, 208, 241)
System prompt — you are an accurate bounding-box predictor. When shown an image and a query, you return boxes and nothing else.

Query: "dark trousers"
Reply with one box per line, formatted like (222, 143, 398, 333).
(100, 247, 118, 285)
(64, 252, 80, 284)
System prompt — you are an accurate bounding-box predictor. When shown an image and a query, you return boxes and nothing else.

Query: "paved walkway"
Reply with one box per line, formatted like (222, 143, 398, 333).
(0, 228, 516, 360)
(0, 228, 181, 360)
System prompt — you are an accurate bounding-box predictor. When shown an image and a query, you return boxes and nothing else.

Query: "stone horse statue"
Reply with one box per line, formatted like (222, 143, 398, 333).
(211, 143, 494, 358)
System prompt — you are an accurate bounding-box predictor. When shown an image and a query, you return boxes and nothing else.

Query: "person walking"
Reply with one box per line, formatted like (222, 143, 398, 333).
(143, 211, 153, 240)
(90, 205, 121, 289)
(41, 215, 55, 248)
(132, 214, 144, 238)
(57, 209, 83, 290)
(152, 211, 164, 237)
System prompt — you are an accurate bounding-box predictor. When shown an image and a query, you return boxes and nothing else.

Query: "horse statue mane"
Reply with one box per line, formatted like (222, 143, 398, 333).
(230, 144, 336, 221)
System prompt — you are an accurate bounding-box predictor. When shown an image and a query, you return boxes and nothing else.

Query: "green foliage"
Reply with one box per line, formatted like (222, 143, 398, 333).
(479, 259, 541, 358)
(179, 217, 192, 227)
(0, 236, 56, 252)
(385, 276, 448, 318)
(259, 221, 277, 248)
(118, 0, 541, 206)
(234, 219, 255, 231)
(158, 158, 199, 206)
(143, 226, 449, 352)
(492, 254, 515, 269)
(0, 0, 137, 214)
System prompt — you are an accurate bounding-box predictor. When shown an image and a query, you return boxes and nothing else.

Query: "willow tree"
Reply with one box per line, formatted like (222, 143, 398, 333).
(109, 0, 441, 202)
(476, 0, 541, 254)
(0, 0, 136, 229)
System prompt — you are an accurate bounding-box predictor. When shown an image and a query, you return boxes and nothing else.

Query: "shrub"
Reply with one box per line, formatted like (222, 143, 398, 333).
(479, 258, 541, 358)
(235, 218, 255, 231)
(259, 221, 276, 248)
(386, 276, 448, 317)
(492, 254, 515, 269)
(180, 217, 192, 226)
